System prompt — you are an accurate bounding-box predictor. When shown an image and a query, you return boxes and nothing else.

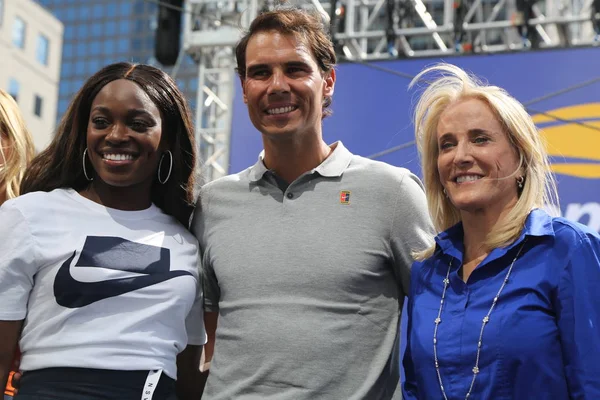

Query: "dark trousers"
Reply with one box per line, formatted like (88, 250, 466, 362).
(15, 368, 177, 400)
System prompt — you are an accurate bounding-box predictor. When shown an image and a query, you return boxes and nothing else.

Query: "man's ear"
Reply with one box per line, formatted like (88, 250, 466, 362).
(322, 68, 336, 98)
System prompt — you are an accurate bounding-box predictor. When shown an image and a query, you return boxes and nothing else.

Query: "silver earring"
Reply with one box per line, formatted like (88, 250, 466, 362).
(158, 150, 173, 184)
(516, 176, 525, 189)
(442, 187, 448, 197)
(82, 148, 93, 181)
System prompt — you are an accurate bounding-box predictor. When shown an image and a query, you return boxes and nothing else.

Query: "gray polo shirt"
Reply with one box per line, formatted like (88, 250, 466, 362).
(193, 142, 434, 399)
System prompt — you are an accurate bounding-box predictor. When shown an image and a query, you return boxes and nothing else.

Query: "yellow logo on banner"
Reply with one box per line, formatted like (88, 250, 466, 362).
(532, 103, 600, 179)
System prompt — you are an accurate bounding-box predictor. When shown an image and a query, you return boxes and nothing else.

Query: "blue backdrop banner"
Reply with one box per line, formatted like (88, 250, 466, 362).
(229, 47, 600, 233)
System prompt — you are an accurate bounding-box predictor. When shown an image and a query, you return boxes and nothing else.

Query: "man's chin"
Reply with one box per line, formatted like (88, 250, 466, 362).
(260, 127, 299, 140)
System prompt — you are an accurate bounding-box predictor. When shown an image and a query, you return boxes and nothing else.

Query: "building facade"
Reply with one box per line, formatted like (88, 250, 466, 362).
(0, 0, 63, 150)
(36, 0, 199, 125)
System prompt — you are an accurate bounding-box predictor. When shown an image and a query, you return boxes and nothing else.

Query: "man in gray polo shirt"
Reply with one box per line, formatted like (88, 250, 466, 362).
(182, 7, 433, 400)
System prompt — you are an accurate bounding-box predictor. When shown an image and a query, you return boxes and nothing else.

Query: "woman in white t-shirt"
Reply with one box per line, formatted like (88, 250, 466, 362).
(0, 63, 206, 400)
(0, 88, 35, 400)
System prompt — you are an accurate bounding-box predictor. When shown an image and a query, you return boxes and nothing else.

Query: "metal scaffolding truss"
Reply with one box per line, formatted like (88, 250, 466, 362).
(334, 0, 599, 59)
(183, 0, 599, 181)
(182, 0, 258, 182)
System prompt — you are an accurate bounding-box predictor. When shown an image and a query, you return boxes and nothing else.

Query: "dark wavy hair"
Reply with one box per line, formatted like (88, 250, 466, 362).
(235, 7, 337, 118)
(20, 62, 197, 227)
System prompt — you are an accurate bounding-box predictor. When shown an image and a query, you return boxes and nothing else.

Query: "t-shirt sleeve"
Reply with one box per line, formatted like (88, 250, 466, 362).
(200, 251, 220, 313)
(190, 192, 220, 313)
(0, 202, 38, 320)
(390, 172, 435, 296)
(185, 276, 207, 346)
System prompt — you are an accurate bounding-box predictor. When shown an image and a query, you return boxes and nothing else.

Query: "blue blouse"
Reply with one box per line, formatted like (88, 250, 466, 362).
(403, 209, 600, 399)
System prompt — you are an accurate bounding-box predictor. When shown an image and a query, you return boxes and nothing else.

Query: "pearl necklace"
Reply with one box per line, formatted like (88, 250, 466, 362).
(433, 241, 527, 400)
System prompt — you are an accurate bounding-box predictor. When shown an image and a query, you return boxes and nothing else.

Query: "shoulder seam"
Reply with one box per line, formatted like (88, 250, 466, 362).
(551, 218, 596, 245)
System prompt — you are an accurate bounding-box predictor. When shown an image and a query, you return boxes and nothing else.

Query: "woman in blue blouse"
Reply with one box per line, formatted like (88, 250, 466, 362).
(403, 63, 600, 399)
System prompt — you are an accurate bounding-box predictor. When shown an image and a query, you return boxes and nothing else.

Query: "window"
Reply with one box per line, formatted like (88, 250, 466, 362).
(119, 2, 131, 16)
(106, 21, 117, 34)
(91, 23, 102, 38)
(90, 41, 102, 56)
(58, 98, 69, 116)
(73, 79, 84, 91)
(76, 24, 88, 38)
(63, 43, 74, 59)
(61, 61, 73, 77)
(134, 1, 145, 14)
(59, 81, 69, 94)
(8, 78, 19, 102)
(75, 42, 87, 57)
(118, 21, 130, 35)
(66, 7, 77, 21)
(88, 59, 102, 73)
(12, 16, 26, 48)
(107, 3, 117, 17)
(132, 38, 142, 51)
(54, 7, 67, 21)
(36, 34, 50, 65)
(64, 26, 75, 40)
(117, 38, 128, 53)
(103, 39, 115, 53)
(78, 5, 91, 20)
(75, 60, 86, 75)
(34, 95, 43, 117)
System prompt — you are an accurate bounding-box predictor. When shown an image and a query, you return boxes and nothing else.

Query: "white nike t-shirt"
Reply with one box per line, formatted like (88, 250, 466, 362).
(0, 188, 206, 379)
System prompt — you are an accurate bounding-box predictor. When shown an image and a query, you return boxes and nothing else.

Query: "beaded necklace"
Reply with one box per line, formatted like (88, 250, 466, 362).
(433, 240, 527, 399)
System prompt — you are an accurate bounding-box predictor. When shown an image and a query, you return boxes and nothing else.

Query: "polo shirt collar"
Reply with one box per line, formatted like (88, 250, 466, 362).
(248, 153, 270, 182)
(434, 208, 555, 262)
(247, 141, 353, 182)
(314, 141, 353, 177)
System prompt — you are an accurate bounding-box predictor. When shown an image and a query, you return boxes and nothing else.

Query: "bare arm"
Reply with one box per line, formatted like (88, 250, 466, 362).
(176, 311, 218, 399)
(0, 320, 22, 390)
(201, 311, 218, 372)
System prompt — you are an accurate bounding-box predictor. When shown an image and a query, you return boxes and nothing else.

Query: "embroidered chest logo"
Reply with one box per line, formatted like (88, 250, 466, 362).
(340, 190, 351, 205)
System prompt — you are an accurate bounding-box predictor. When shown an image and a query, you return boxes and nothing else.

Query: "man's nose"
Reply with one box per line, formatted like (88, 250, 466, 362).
(267, 69, 290, 94)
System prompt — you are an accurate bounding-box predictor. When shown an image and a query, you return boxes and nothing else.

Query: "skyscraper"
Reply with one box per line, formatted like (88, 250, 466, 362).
(0, 0, 62, 149)
(36, 0, 199, 124)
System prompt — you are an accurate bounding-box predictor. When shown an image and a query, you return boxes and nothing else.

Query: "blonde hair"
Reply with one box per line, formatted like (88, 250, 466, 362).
(410, 63, 558, 260)
(0, 89, 35, 200)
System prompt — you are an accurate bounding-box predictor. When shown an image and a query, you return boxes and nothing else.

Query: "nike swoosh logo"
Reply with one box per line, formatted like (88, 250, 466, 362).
(54, 236, 193, 308)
